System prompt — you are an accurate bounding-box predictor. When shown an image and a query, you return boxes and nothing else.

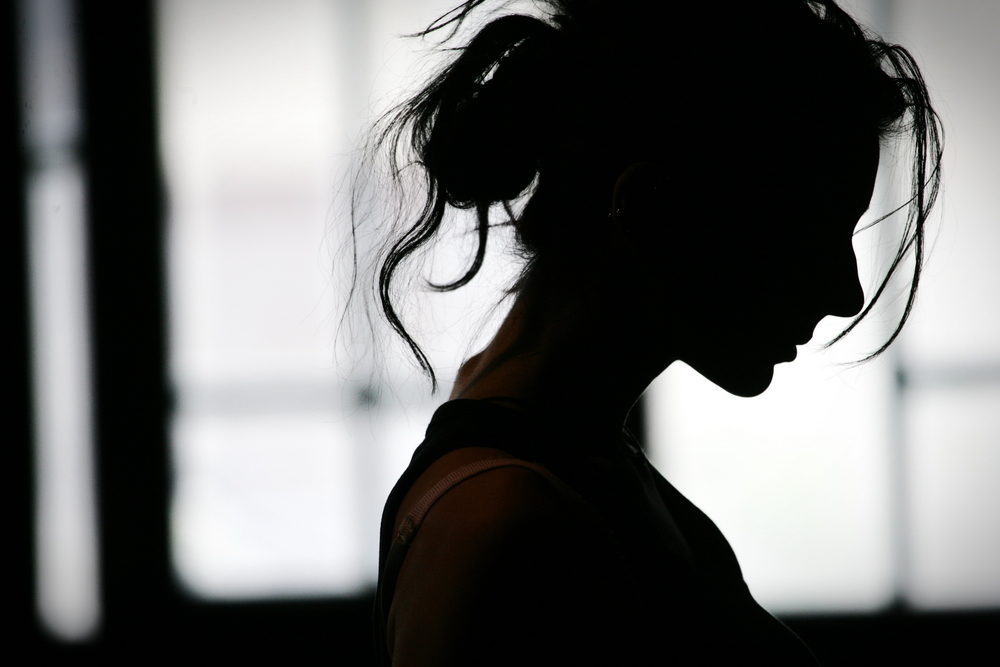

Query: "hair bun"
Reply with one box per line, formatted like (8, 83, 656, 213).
(422, 35, 548, 208)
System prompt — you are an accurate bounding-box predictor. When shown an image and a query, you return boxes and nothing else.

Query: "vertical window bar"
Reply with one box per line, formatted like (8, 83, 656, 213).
(76, 0, 171, 647)
(19, 0, 101, 642)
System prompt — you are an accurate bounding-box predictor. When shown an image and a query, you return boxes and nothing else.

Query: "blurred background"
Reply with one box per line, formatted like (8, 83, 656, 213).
(9, 0, 999, 663)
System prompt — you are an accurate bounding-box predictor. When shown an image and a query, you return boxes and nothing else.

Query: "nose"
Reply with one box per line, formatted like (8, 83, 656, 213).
(825, 246, 865, 319)
(829, 274, 864, 318)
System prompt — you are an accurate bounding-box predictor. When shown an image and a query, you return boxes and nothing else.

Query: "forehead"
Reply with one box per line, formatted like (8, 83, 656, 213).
(802, 132, 879, 208)
(754, 129, 880, 203)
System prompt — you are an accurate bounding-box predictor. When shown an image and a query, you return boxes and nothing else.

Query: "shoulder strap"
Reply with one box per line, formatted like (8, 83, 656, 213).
(392, 456, 557, 546)
(373, 456, 571, 667)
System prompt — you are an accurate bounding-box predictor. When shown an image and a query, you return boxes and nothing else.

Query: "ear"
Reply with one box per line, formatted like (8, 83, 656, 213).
(610, 161, 670, 229)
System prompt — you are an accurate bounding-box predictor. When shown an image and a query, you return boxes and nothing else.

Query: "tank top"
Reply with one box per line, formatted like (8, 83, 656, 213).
(373, 398, 819, 665)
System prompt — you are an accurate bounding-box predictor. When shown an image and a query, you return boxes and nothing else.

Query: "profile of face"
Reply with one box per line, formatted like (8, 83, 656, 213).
(619, 128, 881, 397)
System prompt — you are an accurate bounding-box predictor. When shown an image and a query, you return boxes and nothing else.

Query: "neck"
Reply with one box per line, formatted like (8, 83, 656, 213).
(450, 279, 673, 443)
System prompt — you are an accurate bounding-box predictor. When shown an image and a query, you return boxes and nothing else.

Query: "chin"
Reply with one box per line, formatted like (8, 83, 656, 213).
(688, 357, 776, 398)
(722, 371, 774, 397)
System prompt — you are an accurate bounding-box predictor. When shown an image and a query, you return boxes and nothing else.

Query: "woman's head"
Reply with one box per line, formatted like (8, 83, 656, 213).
(350, 0, 942, 394)
(611, 130, 881, 397)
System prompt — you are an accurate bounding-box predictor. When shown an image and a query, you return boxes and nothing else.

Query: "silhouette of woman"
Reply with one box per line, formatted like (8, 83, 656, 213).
(353, 1, 943, 664)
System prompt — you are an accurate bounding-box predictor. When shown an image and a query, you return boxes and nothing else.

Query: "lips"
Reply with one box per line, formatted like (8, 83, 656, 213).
(792, 322, 819, 345)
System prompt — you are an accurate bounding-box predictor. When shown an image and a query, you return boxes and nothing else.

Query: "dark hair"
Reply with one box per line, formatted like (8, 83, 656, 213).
(345, 0, 943, 393)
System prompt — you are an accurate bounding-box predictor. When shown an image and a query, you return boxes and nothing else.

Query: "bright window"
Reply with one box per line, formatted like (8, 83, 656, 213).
(647, 0, 1000, 612)
(158, 0, 1000, 611)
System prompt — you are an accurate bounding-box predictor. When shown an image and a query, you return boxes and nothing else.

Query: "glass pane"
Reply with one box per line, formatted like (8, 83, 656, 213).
(157, 0, 352, 597)
(907, 384, 1000, 609)
(892, 0, 1000, 367)
(158, 0, 345, 386)
(170, 413, 363, 597)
